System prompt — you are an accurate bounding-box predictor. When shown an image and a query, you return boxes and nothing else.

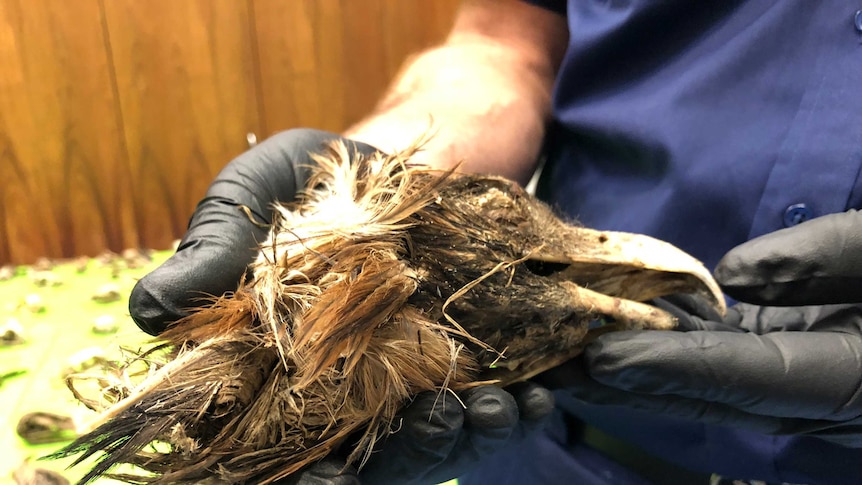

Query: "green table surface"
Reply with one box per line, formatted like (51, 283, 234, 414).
(0, 252, 167, 484)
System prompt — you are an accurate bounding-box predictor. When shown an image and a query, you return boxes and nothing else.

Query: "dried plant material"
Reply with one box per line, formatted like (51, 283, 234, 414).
(75, 257, 90, 274)
(50, 143, 725, 484)
(13, 459, 70, 485)
(96, 251, 118, 267)
(0, 265, 16, 281)
(64, 348, 145, 413)
(17, 412, 78, 445)
(23, 294, 45, 313)
(31, 271, 62, 288)
(91, 284, 121, 304)
(121, 248, 153, 269)
(1, 369, 27, 386)
(61, 348, 108, 379)
(92, 315, 119, 335)
(33, 257, 54, 272)
(2, 317, 26, 345)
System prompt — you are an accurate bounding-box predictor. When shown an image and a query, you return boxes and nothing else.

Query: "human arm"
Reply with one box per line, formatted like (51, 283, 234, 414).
(555, 211, 862, 447)
(345, 0, 568, 184)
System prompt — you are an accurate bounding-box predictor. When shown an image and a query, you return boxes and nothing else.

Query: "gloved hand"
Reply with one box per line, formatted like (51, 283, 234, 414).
(128, 129, 556, 483)
(277, 383, 553, 485)
(360, 382, 554, 485)
(129, 128, 379, 335)
(555, 210, 862, 447)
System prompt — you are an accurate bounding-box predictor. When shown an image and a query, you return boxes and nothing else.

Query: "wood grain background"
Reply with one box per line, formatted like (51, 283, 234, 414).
(0, 0, 459, 264)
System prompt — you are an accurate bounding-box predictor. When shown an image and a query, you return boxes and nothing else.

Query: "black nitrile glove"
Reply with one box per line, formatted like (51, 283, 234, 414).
(128, 129, 556, 483)
(275, 458, 359, 485)
(129, 128, 379, 335)
(557, 210, 862, 448)
(361, 382, 555, 485)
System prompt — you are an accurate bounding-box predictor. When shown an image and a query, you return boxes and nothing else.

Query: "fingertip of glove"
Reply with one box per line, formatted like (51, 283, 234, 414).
(130, 238, 254, 335)
(128, 249, 206, 336)
(462, 386, 519, 430)
(403, 390, 465, 434)
(713, 250, 745, 286)
(129, 274, 180, 336)
(506, 382, 555, 422)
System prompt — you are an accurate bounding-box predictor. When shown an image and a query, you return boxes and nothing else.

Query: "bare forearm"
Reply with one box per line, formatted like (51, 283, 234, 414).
(344, 0, 567, 185)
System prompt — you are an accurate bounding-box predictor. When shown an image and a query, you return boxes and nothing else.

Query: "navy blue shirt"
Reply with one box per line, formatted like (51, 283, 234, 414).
(464, 1, 862, 484)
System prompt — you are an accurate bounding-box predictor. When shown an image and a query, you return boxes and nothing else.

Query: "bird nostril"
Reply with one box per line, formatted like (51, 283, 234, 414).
(524, 259, 570, 276)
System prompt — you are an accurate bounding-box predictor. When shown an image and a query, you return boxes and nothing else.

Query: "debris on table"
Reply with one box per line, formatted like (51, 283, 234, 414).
(121, 248, 153, 269)
(16, 412, 77, 445)
(61, 347, 108, 379)
(74, 257, 89, 274)
(13, 459, 70, 485)
(92, 315, 118, 335)
(90, 284, 121, 304)
(0, 265, 16, 281)
(30, 271, 62, 288)
(0, 249, 167, 484)
(95, 251, 117, 267)
(0, 369, 27, 386)
(32, 258, 54, 272)
(1, 318, 26, 345)
(23, 294, 45, 314)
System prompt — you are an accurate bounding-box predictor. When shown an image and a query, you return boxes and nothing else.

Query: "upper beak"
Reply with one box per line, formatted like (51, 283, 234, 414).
(531, 226, 726, 317)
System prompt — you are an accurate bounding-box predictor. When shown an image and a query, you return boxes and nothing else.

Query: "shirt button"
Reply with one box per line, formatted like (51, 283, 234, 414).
(856, 10, 862, 32)
(783, 203, 812, 227)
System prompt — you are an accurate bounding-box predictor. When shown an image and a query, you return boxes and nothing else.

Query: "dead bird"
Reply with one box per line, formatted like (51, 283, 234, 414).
(49, 142, 725, 484)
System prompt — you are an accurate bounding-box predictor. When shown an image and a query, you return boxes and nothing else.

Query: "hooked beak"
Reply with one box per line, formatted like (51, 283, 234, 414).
(531, 226, 726, 318)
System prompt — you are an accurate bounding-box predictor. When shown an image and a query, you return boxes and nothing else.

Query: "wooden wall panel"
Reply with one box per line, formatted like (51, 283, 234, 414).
(0, 0, 136, 264)
(252, 0, 460, 136)
(251, 0, 341, 133)
(0, 0, 460, 265)
(102, 0, 262, 253)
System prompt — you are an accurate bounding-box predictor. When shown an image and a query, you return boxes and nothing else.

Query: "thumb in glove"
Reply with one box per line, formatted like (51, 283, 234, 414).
(715, 209, 862, 305)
